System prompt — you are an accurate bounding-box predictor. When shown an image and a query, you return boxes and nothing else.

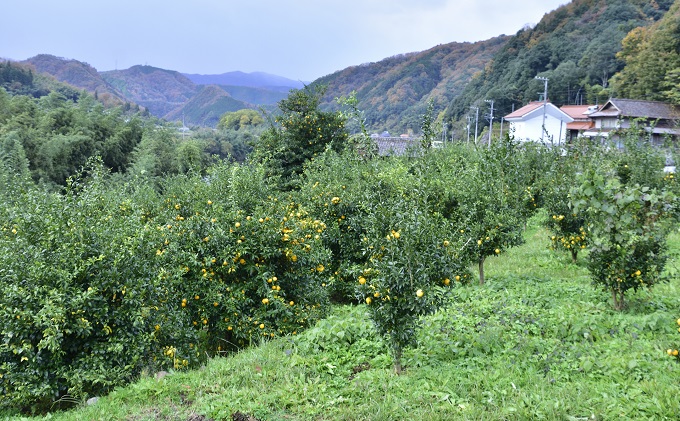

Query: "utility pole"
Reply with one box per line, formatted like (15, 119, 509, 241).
(470, 106, 479, 143)
(485, 99, 495, 149)
(466, 115, 472, 143)
(535, 76, 549, 144)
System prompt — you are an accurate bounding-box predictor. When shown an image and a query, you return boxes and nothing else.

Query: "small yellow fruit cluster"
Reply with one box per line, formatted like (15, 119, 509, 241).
(667, 318, 680, 360)
(386, 230, 401, 240)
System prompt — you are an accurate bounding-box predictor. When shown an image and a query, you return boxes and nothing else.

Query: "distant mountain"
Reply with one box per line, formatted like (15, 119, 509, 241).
(184, 71, 305, 89)
(219, 85, 290, 106)
(22, 54, 126, 106)
(164, 85, 251, 127)
(314, 37, 509, 134)
(1, 60, 82, 100)
(13, 0, 677, 133)
(14, 57, 292, 126)
(101, 65, 198, 117)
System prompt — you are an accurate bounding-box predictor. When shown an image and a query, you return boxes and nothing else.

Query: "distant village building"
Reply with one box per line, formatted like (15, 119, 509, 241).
(560, 104, 598, 142)
(504, 101, 573, 145)
(584, 98, 680, 144)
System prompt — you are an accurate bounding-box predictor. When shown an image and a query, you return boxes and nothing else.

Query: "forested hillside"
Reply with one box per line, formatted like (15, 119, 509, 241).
(611, 0, 680, 103)
(7, 0, 680, 136)
(2, 60, 85, 101)
(100, 65, 199, 117)
(443, 0, 675, 129)
(23, 55, 126, 107)
(163, 84, 250, 127)
(314, 36, 509, 134)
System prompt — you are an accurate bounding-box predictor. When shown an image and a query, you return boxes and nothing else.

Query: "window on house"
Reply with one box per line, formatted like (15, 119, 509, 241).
(601, 118, 618, 128)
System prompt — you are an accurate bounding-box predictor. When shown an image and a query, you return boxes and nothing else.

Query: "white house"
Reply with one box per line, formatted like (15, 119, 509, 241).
(504, 101, 574, 145)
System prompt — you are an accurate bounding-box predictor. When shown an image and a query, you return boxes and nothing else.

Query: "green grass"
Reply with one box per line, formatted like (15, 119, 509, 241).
(6, 218, 680, 420)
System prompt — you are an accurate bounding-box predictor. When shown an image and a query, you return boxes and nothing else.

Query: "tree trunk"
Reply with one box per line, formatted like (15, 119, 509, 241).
(570, 248, 578, 263)
(393, 345, 403, 375)
(479, 257, 486, 285)
(612, 288, 625, 311)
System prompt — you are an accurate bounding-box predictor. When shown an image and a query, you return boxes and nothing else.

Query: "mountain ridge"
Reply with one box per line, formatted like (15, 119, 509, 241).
(183, 71, 306, 89)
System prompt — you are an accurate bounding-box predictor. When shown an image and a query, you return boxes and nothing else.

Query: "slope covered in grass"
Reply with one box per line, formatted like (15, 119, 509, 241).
(7, 217, 680, 420)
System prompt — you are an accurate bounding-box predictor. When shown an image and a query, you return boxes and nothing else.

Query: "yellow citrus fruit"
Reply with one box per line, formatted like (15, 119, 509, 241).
(668, 349, 673, 355)
(259, 323, 265, 329)
(262, 298, 269, 305)
(455, 275, 461, 281)
(495, 248, 500, 254)
(416, 289, 424, 298)
(235, 222, 241, 228)
(358, 276, 366, 285)
(289, 301, 294, 306)
(365, 297, 372, 305)
(444, 278, 451, 286)
(443, 240, 450, 247)
(674, 349, 679, 356)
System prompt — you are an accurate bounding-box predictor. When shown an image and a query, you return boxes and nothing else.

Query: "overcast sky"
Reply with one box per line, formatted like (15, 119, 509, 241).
(2, 0, 568, 82)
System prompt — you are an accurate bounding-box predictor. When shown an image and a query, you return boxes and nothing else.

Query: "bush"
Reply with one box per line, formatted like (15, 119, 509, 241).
(0, 160, 335, 413)
(572, 170, 674, 310)
(0, 162, 163, 412)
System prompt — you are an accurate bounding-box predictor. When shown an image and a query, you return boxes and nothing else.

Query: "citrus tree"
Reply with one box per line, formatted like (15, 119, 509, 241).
(0, 160, 164, 412)
(357, 200, 470, 373)
(253, 84, 348, 190)
(542, 144, 590, 262)
(571, 170, 674, 310)
(453, 139, 537, 284)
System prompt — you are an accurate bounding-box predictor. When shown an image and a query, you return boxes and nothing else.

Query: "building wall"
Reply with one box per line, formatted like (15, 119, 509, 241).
(509, 114, 568, 144)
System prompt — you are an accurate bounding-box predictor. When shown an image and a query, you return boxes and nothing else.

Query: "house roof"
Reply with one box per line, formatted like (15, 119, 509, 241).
(589, 98, 680, 120)
(375, 138, 421, 156)
(504, 101, 574, 123)
(566, 121, 595, 131)
(504, 101, 544, 119)
(560, 105, 598, 120)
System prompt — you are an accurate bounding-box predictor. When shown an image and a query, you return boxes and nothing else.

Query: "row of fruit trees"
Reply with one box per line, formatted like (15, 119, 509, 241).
(0, 88, 679, 412)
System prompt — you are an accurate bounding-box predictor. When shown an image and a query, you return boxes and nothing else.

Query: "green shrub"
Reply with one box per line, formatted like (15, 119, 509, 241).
(357, 189, 471, 373)
(0, 161, 163, 412)
(572, 170, 674, 310)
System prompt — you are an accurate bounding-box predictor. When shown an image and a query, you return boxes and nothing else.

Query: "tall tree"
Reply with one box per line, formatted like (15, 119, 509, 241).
(611, 0, 680, 101)
(254, 85, 348, 190)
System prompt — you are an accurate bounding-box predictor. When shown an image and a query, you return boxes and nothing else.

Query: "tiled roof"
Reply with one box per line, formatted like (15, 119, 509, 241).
(566, 121, 594, 131)
(375, 138, 421, 156)
(589, 98, 680, 120)
(504, 101, 544, 119)
(560, 105, 597, 120)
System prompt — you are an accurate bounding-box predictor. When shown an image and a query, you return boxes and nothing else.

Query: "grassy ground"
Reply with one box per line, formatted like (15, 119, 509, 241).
(6, 217, 680, 420)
